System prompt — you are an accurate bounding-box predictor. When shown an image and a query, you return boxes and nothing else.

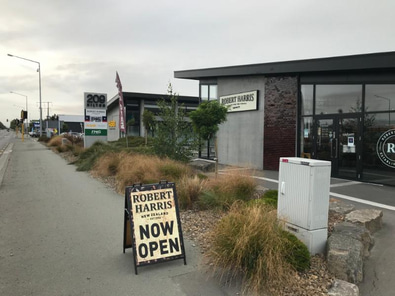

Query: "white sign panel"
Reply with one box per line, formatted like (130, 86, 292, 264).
(220, 90, 258, 112)
(84, 92, 108, 147)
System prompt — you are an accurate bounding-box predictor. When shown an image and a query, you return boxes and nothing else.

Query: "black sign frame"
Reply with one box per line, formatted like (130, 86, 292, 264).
(123, 181, 187, 274)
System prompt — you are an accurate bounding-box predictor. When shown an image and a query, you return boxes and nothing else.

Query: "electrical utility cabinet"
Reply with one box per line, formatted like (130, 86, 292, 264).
(277, 157, 331, 254)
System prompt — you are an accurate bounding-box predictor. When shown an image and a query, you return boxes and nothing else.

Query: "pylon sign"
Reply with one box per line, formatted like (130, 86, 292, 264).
(84, 92, 107, 148)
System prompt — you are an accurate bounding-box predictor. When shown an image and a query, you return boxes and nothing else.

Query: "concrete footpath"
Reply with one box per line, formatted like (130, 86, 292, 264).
(231, 168, 395, 296)
(0, 137, 241, 296)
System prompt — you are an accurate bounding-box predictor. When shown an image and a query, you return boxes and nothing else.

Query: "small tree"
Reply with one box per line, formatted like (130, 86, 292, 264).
(189, 100, 228, 176)
(152, 86, 197, 162)
(142, 110, 155, 146)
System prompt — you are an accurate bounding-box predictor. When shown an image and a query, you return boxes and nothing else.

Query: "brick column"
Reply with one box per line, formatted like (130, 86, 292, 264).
(264, 76, 298, 170)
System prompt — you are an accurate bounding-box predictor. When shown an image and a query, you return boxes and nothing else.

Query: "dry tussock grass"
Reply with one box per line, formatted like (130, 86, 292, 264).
(47, 135, 64, 147)
(206, 171, 256, 196)
(91, 152, 192, 193)
(209, 201, 296, 295)
(92, 151, 124, 177)
(198, 171, 257, 209)
(177, 175, 207, 209)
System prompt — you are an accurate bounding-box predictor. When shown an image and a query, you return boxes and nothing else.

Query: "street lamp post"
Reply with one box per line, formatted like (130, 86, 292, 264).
(10, 91, 28, 133)
(8, 54, 42, 137)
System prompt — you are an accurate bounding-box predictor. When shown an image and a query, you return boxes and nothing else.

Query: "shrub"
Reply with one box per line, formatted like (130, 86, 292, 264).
(198, 172, 256, 210)
(281, 230, 311, 272)
(158, 161, 190, 181)
(92, 151, 123, 177)
(176, 175, 206, 210)
(263, 189, 278, 208)
(56, 145, 67, 153)
(109, 136, 149, 148)
(75, 141, 118, 171)
(111, 153, 192, 193)
(38, 135, 49, 142)
(208, 201, 296, 294)
(47, 135, 63, 147)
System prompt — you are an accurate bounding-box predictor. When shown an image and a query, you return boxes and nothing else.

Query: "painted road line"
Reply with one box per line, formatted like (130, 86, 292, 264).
(0, 143, 13, 186)
(235, 174, 395, 212)
(251, 175, 279, 184)
(330, 192, 395, 211)
(330, 181, 362, 188)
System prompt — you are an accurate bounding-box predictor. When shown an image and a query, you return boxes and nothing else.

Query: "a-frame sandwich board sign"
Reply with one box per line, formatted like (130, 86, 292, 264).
(123, 181, 187, 274)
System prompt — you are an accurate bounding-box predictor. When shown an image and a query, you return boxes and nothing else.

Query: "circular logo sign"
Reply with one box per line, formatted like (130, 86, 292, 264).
(376, 129, 395, 169)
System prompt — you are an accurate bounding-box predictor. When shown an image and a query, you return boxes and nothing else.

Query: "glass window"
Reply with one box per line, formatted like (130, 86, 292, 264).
(209, 85, 218, 100)
(200, 85, 209, 101)
(200, 84, 217, 101)
(316, 85, 362, 114)
(362, 112, 395, 185)
(365, 85, 395, 112)
(301, 85, 313, 115)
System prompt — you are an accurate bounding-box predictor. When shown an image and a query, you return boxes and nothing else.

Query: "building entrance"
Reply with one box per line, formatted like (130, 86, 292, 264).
(315, 115, 362, 180)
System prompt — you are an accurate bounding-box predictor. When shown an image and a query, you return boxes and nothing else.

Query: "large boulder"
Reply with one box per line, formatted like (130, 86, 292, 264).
(333, 222, 374, 258)
(189, 159, 215, 172)
(328, 279, 359, 296)
(329, 200, 355, 215)
(327, 233, 364, 284)
(346, 209, 383, 234)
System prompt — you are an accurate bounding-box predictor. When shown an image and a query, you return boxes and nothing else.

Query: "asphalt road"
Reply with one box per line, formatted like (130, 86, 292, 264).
(0, 136, 241, 296)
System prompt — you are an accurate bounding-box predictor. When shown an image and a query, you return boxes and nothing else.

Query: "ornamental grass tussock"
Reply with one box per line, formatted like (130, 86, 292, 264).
(208, 201, 310, 295)
(198, 171, 257, 210)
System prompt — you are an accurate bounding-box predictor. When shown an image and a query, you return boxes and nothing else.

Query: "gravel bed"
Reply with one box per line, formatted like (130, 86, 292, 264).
(180, 209, 342, 296)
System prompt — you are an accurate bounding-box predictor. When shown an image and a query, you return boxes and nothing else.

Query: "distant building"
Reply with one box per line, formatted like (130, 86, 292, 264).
(107, 92, 199, 142)
(175, 51, 395, 186)
(58, 115, 84, 133)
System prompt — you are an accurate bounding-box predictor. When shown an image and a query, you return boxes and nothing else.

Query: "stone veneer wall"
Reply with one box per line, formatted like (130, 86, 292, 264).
(264, 76, 298, 170)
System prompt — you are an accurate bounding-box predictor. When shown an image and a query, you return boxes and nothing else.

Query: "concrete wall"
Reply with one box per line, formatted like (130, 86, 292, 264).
(107, 103, 120, 142)
(217, 76, 265, 169)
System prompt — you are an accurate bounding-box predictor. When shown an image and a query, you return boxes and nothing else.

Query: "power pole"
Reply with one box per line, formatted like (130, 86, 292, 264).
(41, 102, 52, 133)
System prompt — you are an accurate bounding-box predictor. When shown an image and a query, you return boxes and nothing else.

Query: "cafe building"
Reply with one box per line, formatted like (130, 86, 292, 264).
(174, 51, 395, 186)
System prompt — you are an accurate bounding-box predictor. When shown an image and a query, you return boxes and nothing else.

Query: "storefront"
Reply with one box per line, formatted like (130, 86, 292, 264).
(175, 51, 395, 186)
(107, 92, 199, 142)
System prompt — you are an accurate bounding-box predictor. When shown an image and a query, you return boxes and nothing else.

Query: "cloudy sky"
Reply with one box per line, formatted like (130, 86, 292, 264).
(1, 0, 395, 127)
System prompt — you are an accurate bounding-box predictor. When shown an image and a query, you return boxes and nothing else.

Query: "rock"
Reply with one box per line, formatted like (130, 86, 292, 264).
(346, 209, 383, 234)
(327, 233, 363, 284)
(189, 160, 215, 172)
(329, 201, 355, 215)
(333, 222, 374, 258)
(328, 279, 359, 296)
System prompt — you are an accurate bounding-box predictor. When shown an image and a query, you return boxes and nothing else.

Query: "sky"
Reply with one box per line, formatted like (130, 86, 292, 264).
(1, 0, 395, 127)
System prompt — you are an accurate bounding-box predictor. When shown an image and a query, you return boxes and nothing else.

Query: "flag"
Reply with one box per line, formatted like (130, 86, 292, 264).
(115, 71, 126, 133)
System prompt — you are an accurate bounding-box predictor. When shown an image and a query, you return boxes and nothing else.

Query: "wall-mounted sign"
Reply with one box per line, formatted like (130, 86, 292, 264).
(220, 90, 258, 112)
(376, 129, 395, 169)
(123, 182, 186, 274)
(108, 120, 116, 129)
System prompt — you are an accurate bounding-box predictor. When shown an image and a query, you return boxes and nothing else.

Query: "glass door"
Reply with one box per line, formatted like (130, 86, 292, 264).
(315, 116, 361, 179)
(316, 118, 337, 175)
